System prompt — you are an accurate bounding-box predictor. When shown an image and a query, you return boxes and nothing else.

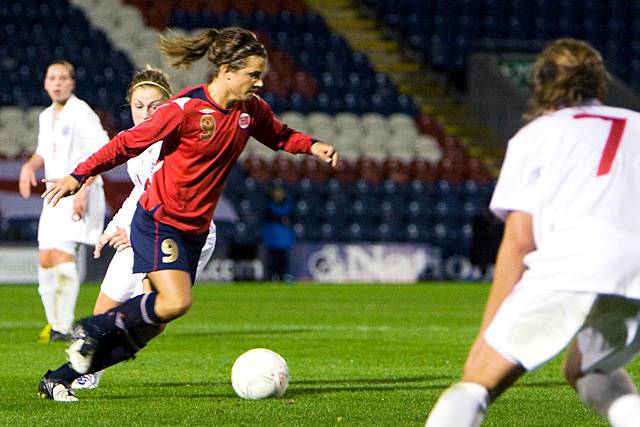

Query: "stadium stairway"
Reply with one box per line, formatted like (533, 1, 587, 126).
(305, 0, 504, 173)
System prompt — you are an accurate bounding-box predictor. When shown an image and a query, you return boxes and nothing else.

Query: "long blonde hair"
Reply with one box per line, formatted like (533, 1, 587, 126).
(525, 38, 610, 121)
(159, 27, 267, 78)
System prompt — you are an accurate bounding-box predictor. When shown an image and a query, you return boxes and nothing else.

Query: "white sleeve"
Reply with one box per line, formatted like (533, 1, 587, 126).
(490, 128, 541, 220)
(35, 114, 47, 159)
(196, 221, 217, 273)
(74, 103, 109, 163)
(103, 185, 144, 237)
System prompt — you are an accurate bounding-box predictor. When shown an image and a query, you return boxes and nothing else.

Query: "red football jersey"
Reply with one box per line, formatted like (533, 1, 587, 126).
(73, 85, 313, 233)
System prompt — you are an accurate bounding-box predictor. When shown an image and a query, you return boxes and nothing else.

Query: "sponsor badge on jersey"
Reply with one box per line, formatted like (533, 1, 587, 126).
(238, 113, 251, 129)
(62, 126, 70, 136)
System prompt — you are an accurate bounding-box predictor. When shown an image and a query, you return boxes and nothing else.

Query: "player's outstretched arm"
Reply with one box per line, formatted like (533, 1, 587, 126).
(41, 175, 82, 207)
(18, 153, 44, 198)
(465, 211, 533, 370)
(310, 141, 339, 167)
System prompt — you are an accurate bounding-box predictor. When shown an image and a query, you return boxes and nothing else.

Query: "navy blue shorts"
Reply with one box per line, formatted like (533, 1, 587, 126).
(130, 203, 207, 284)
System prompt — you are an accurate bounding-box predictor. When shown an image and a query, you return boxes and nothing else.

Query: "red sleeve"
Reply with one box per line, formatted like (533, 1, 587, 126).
(250, 96, 314, 154)
(72, 102, 184, 180)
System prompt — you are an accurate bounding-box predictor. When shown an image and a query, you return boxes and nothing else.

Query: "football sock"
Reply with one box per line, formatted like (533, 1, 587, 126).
(37, 266, 56, 327)
(48, 363, 82, 384)
(425, 382, 489, 427)
(87, 292, 162, 343)
(47, 329, 147, 383)
(577, 369, 640, 427)
(54, 262, 79, 334)
(87, 329, 146, 373)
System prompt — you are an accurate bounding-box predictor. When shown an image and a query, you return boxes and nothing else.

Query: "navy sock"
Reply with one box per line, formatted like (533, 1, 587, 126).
(113, 292, 162, 330)
(87, 329, 147, 373)
(48, 363, 81, 384)
(82, 293, 162, 343)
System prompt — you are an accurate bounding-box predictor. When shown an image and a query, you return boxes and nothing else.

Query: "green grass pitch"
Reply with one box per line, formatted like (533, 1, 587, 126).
(0, 282, 630, 426)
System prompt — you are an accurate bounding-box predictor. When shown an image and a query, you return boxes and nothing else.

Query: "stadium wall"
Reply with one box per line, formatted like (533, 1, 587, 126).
(468, 52, 640, 146)
(0, 242, 484, 284)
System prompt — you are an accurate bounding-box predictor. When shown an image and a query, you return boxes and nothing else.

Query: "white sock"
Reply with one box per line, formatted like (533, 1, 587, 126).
(37, 266, 56, 325)
(577, 369, 640, 427)
(53, 262, 80, 334)
(425, 382, 489, 427)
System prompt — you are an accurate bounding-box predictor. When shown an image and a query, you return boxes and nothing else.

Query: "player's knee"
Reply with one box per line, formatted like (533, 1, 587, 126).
(156, 293, 192, 319)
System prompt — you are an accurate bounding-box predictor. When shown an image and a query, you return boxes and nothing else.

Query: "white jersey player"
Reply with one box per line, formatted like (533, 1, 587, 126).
(19, 60, 108, 341)
(426, 38, 640, 427)
(71, 67, 216, 390)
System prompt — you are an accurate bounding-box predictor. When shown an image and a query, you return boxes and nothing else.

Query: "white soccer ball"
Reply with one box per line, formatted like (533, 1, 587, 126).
(231, 348, 289, 400)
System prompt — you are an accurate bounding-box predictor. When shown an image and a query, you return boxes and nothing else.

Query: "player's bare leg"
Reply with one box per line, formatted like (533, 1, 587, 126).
(425, 336, 525, 427)
(93, 291, 122, 315)
(564, 341, 640, 427)
(145, 269, 193, 320)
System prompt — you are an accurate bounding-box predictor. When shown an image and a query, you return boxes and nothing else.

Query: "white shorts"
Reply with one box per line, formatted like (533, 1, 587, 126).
(38, 241, 79, 256)
(38, 183, 105, 248)
(484, 285, 640, 372)
(100, 222, 217, 302)
(100, 247, 144, 302)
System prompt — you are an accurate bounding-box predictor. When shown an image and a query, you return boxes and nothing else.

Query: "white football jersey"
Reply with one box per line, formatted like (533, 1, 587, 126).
(491, 101, 640, 297)
(36, 95, 108, 246)
(103, 142, 162, 234)
(37, 95, 108, 181)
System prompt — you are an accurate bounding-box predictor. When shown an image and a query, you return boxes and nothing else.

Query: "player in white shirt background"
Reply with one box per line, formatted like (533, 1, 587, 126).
(71, 67, 217, 390)
(19, 60, 108, 342)
(425, 38, 640, 427)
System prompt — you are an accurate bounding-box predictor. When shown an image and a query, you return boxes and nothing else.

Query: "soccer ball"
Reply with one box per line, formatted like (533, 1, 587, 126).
(231, 348, 289, 400)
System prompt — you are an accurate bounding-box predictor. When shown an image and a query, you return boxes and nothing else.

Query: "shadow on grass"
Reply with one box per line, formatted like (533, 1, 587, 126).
(288, 375, 454, 395)
(89, 375, 570, 401)
(169, 327, 322, 338)
(118, 375, 456, 399)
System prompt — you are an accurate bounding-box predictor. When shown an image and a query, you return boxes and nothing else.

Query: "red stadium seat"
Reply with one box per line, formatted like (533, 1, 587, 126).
(332, 159, 358, 184)
(467, 157, 494, 185)
(271, 156, 301, 183)
(280, 0, 307, 15)
(254, 0, 281, 16)
(383, 158, 412, 184)
(438, 157, 466, 184)
(233, 0, 255, 16)
(293, 72, 318, 98)
(356, 158, 384, 184)
(143, 5, 169, 29)
(410, 158, 438, 184)
(416, 114, 445, 140)
(176, 0, 204, 13)
(242, 155, 272, 182)
(202, 0, 230, 14)
(300, 156, 332, 183)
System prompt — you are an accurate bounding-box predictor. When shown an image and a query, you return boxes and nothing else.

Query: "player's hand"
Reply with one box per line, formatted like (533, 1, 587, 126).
(310, 141, 339, 168)
(109, 227, 131, 252)
(18, 165, 37, 198)
(41, 175, 82, 207)
(72, 190, 87, 221)
(94, 227, 130, 258)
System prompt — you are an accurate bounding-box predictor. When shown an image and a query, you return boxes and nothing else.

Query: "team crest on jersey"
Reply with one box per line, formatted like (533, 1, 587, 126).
(238, 113, 251, 129)
(62, 126, 70, 136)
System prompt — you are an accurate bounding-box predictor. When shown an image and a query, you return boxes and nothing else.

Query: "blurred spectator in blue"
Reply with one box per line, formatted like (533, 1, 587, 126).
(262, 185, 294, 281)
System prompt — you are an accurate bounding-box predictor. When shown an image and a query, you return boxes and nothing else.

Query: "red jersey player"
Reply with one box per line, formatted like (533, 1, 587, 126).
(38, 27, 338, 402)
